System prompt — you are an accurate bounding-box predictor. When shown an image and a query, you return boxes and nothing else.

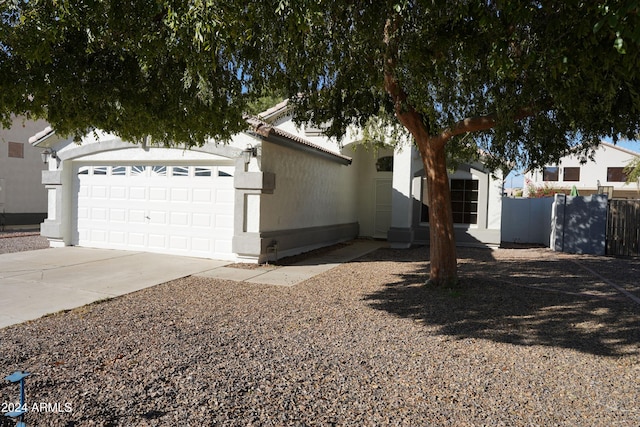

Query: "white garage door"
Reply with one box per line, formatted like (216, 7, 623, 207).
(73, 164, 235, 260)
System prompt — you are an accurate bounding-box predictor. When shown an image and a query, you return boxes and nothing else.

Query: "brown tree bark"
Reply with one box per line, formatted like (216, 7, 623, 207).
(382, 16, 540, 286)
(383, 17, 459, 286)
(420, 135, 459, 286)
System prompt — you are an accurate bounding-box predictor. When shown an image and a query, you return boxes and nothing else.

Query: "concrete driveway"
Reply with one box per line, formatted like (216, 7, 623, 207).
(0, 247, 229, 328)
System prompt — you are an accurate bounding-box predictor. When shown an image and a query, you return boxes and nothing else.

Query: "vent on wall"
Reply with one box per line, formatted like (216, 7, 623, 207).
(8, 142, 24, 158)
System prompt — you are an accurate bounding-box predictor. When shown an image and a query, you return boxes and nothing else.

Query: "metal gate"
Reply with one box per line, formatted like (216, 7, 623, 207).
(607, 199, 640, 257)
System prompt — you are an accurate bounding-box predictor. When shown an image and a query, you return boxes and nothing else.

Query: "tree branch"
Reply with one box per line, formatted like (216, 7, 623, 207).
(441, 105, 544, 141)
(383, 16, 431, 147)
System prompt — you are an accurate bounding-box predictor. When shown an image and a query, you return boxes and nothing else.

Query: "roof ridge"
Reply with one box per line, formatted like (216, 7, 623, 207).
(599, 140, 640, 157)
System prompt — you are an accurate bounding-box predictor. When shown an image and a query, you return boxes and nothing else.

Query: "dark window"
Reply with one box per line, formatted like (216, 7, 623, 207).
(607, 167, 627, 182)
(171, 166, 189, 177)
(111, 166, 127, 176)
(563, 167, 580, 181)
(8, 142, 23, 158)
(194, 167, 212, 177)
(376, 156, 394, 172)
(450, 179, 478, 224)
(421, 203, 429, 223)
(543, 167, 559, 181)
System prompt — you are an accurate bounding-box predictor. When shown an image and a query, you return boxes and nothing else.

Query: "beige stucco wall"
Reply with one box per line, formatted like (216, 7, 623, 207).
(0, 117, 48, 215)
(258, 142, 359, 232)
(345, 145, 395, 238)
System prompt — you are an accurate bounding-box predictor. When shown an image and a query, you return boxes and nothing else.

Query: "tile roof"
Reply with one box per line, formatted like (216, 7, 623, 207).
(245, 117, 352, 165)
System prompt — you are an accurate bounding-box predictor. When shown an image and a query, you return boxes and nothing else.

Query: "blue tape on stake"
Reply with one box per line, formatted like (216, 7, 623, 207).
(4, 371, 30, 426)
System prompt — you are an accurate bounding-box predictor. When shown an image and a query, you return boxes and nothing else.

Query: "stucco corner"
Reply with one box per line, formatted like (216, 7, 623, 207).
(232, 233, 262, 258)
(42, 170, 62, 186)
(40, 220, 63, 240)
(234, 171, 276, 193)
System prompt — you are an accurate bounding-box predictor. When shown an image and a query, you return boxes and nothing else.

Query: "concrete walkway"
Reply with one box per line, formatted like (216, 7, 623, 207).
(0, 240, 385, 328)
(197, 240, 385, 286)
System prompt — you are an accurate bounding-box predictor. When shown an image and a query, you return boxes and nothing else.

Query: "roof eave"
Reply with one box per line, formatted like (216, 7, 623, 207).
(245, 118, 352, 166)
(28, 126, 63, 148)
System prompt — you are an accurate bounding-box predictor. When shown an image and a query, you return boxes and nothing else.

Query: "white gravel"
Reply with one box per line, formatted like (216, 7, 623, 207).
(0, 241, 638, 426)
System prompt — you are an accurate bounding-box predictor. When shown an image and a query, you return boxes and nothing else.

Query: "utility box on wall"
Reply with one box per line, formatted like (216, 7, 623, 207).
(551, 194, 608, 255)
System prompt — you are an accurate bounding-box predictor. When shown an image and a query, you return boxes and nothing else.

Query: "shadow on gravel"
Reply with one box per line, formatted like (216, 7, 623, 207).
(363, 247, 640, 357)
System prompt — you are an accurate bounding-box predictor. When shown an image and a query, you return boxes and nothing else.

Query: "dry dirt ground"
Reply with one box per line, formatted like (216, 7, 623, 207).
(0, 239, 638, 426)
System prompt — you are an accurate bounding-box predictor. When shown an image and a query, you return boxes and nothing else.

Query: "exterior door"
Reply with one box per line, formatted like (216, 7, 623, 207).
(374, 177, 392, 239)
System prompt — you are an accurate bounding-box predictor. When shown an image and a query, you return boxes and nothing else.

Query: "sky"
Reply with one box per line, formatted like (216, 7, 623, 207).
(504, 138, 640, 189)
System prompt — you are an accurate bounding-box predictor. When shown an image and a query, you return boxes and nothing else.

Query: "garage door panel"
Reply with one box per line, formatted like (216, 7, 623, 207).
(170, 236, 189, 250)
(91, 186, 108, 198)
(215, 240, 232, 253)
(109, 231, 126, 244)
(169, 188, 188, 202)
(192, 213, 211, 227)
(110, 209, 126, 222)
(192, 238, 211, 252)
(90, 207, 108, 221)
(74, 163, 235, 259)
(77, 207, 89, 219)
(90, 229, 107, 243)
(170, 212, 189, 226)
(130, 187, 146, 200)
(215, 214, 234, 229)
(147, 234, 166, 249)
(149, 187, 167, 201)
(148, 210, 167, 225)
(193, 188, 212, 202)
(216, 189, 234, 203)
(110, 186, 127, 199)
(128, 232, 145, 246)
(129, 210, 146, 223)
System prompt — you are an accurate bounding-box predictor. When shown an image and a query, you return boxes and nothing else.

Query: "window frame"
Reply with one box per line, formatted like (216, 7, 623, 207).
(563, 167, 580, 182)
(607, 167, 627, 182)
(419, 177, 479, 226)
(542, 167, 559, 182)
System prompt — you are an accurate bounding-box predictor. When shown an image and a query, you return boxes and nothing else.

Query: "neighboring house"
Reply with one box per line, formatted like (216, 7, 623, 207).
(524, 142, 640, 199)
(0, 116, 48, 227)
(31, 100, 503, 262)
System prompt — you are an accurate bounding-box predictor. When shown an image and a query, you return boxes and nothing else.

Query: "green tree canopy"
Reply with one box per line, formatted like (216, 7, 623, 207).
(2, 1, 640, 284)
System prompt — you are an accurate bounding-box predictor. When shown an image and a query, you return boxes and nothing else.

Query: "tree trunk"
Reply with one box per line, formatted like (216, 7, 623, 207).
(416, 135, 459, 286)
(382, 16, 458, 286)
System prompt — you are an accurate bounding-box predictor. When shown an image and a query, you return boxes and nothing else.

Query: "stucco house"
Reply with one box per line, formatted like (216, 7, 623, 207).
(524, 142, 640, 199)
(31, 101, 503, 261)
(0, 116, 48, 228)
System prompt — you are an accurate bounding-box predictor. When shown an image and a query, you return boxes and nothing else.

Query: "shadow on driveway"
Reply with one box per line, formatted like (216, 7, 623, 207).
(362, 246, 640, 357)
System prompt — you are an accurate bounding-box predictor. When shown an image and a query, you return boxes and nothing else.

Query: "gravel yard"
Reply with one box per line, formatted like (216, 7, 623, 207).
(0, 231, 49, 254)
(0, 237, 639, 426)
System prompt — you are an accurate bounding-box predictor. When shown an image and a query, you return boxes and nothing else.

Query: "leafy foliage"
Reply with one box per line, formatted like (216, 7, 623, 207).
(624, 156, 640, 184)
(3, 1, 640, 284)
(526, 182, 566, 199)
(2, 1, 639, 166)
